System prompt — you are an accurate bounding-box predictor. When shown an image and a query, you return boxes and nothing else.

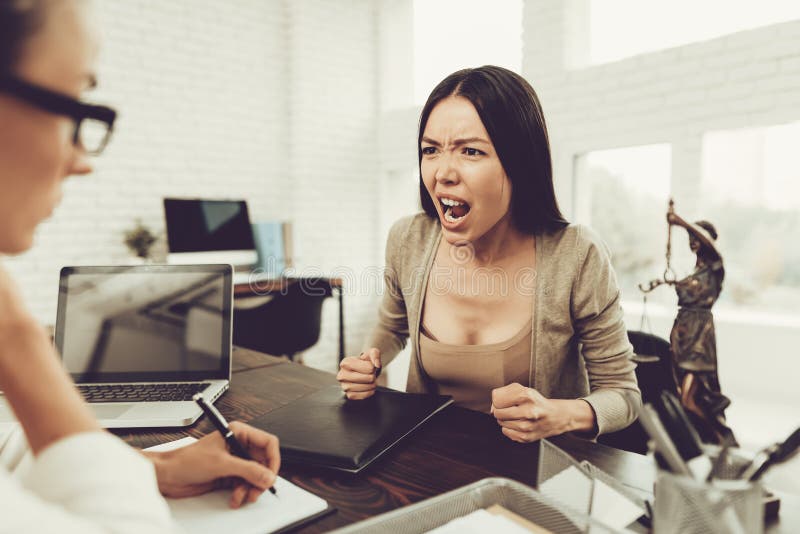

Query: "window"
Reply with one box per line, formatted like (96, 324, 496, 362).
(413, 0, 522, 104)
(573, 144, 672, 304)
(587, 0, 800, 65)
(700, 122, 800, 317)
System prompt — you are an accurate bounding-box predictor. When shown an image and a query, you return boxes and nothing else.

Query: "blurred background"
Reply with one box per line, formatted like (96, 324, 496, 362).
(5, 0, 798, 484)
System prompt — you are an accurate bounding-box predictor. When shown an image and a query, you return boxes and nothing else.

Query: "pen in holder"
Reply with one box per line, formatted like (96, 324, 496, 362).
(653, 447, 764, 534)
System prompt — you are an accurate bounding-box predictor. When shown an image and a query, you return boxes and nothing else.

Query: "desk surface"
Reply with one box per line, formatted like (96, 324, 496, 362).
(115, 347, 799, 533)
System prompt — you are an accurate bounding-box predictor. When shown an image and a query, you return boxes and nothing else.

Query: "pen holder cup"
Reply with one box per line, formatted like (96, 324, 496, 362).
(653, 471, 763, 534)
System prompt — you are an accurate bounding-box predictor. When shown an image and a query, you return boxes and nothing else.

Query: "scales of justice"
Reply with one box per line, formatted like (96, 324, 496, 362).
(638, 199, 737, 446)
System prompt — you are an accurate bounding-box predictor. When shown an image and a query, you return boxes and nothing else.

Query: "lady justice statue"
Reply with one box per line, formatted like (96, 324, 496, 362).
(639, 200, 738, 445)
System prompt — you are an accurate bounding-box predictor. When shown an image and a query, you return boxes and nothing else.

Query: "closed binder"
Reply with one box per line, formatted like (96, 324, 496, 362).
(249, 385, 453, 473)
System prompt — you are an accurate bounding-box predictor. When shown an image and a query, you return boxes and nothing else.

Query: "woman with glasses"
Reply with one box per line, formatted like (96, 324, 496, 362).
(0, 1, 280, 531)
(338, 66, 641, 442)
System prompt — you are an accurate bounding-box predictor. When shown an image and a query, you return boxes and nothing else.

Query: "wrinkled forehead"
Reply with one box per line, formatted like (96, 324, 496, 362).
(424, 96, 490, 141)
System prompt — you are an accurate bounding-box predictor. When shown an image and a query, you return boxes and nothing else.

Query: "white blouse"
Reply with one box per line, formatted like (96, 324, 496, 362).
(0, 424, 176, 533)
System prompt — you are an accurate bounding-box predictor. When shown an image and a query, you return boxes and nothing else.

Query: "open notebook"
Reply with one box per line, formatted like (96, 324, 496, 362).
(145, 437, 333, 534)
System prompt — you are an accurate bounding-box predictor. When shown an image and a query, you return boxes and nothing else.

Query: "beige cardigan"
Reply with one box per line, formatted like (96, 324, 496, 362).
(364, 213, 641, 435)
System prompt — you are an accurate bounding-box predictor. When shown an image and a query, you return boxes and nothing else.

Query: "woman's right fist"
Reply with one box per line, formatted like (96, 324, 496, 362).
(336, 348, 381, 400)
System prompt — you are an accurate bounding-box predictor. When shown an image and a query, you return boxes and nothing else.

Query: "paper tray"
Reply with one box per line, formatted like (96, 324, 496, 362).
(331, 477, 618, 534)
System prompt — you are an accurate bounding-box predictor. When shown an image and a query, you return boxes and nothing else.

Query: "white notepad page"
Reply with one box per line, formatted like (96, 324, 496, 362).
(539, 465, 642, 531)
(146, 437, 329, 534)
(427, 509, 533, 534)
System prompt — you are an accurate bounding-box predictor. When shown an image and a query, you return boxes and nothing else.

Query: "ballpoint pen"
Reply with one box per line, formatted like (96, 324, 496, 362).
(193, 393, 277, 495)
(636, 402, 692, 476)
(655, 391, 712, 480)
(741, 426, 800, 481)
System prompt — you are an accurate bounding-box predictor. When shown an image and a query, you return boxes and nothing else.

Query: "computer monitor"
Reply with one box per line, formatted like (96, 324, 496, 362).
(164, 198, 257, 267)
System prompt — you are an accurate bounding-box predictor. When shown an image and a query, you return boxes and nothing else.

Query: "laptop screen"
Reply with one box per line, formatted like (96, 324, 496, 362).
(163, 198, 256, 253)
(55, 265, 232, 383)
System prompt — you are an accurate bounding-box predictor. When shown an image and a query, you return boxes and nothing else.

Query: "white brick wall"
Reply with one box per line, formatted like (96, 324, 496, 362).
(5, 0, 380, 373)
(286, 0, 380, 371)
(7, 0, 289, 319)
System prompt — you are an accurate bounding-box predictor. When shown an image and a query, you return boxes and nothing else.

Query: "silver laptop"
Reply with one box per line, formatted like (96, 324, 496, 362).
(53, 264, 233, 428)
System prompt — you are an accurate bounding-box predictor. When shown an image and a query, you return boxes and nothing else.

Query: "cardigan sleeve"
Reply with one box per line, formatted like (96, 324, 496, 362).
(362, 217, 411, 366)
(0, 431, 175, 534)
(570, 226, 642, 436)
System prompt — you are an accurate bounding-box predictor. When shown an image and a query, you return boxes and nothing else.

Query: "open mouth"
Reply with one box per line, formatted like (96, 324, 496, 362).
(439, 197, 471, 224)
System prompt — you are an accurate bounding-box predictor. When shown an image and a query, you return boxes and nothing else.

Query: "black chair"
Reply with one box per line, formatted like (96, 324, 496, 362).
(233, 278, 333, 361)
(597, 330, 679, 454)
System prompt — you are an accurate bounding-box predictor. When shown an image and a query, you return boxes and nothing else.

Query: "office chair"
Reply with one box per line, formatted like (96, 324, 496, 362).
(597, 330, 679, 454)
(233, 278, 333, 362)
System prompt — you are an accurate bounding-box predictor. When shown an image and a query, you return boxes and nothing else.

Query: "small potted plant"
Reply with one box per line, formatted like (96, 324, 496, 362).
(123, 219, 158, 262)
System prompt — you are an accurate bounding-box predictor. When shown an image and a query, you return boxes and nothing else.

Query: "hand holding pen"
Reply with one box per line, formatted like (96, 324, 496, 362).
(145, 408, 281, 508)
(193, 394, 280, 499)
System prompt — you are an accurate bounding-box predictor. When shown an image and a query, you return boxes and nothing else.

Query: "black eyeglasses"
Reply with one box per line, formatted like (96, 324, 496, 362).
(0, 76, 117, 156)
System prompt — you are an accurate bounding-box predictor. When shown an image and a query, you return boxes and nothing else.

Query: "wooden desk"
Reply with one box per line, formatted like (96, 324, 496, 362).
(234, 277, 346, 361)
(116, 347, 799, 533)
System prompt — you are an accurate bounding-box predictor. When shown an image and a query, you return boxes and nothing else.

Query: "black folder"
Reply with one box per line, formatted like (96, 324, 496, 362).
(249, 385, 453, 473)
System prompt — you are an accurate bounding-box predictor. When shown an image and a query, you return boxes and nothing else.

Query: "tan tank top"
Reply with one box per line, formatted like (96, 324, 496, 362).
(419, 319, 533, 414)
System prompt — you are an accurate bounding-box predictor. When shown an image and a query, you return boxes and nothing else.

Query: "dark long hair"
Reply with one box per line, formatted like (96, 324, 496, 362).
(0, 0, 48, 77)
(418, 65, 568, 235)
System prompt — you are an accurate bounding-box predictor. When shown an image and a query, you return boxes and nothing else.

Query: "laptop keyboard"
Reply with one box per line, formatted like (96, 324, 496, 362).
(77, 383, 212, 403)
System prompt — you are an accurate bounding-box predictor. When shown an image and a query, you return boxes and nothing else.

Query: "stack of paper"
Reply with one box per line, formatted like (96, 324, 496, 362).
(428, 506, 552, 534)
